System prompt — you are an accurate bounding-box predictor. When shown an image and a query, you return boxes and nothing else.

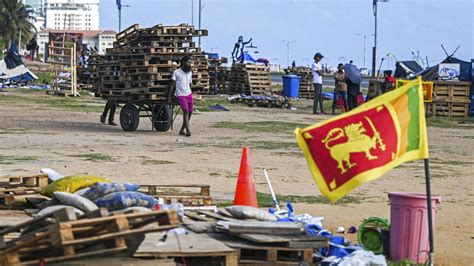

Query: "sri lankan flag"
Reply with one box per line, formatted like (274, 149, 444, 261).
(295, 78, 429, 202)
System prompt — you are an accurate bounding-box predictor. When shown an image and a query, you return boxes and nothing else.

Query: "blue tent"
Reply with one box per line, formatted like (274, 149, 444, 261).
(0, 41, 38, 82)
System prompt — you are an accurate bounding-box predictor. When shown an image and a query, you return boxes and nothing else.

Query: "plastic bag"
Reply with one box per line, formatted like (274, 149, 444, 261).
(36, 205, 84, 217)
(225, 205, 277, 221)
(82, 182, 140, 201)
(95, 192, 158, 211)
(41, 175, 111, 197)
(54, 191, 99, 213)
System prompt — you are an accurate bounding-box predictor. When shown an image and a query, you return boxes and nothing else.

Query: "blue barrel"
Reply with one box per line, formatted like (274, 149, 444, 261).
(282, 75, 301, 98)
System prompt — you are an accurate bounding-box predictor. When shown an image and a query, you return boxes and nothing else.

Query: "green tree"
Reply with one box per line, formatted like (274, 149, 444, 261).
(0, 0, 36, 50)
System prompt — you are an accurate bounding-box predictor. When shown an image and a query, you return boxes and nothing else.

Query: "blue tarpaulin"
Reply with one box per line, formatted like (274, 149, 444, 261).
(0, 41, 38, 82)
(237, 52, 257, 63)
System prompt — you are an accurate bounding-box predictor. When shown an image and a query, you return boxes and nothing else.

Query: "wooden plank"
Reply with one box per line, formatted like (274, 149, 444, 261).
(216, 221, 304, 235)
(135, 231, 237, 260)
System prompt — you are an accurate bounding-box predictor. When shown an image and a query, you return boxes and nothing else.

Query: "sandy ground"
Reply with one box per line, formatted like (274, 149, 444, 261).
(0, 91, 473, 264)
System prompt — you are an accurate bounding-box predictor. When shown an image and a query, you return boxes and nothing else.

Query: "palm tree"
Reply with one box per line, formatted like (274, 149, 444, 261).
(0, 0, 36, 50)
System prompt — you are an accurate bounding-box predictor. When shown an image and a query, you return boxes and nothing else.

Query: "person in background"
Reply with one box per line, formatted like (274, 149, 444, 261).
(346, 77, 360, 111)
(100, 99, 117, 126)
(27, 37, 38, 61)
(311, 52, 326, 114)
(169, 56, 193, 137)
(332, 63, 348, 114)
(382, 70, 396, 94)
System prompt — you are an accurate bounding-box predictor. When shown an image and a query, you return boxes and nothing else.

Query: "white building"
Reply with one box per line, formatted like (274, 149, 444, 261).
(22, 0, 46, 31)
(44, 0, 99, 31)
(37, 29, 116, 57)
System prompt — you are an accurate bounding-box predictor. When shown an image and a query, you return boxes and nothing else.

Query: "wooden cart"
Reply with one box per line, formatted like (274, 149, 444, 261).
(106, 95, 180, 132)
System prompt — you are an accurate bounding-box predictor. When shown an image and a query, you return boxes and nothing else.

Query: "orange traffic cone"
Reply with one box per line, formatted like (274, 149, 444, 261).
(233, 147, 258, 208)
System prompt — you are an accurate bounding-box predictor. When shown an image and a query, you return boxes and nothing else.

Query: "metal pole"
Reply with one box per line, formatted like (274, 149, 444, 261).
(191, 0, 194, 25)
(286, 41, 290, 67)
(363, 35, 367, 69)
(198, 0, 201, 47)
(118, 7, 121, 31)
(372, 1, 377, 77)
(424, 159, 435, 266)
(263, 169, 280, 211)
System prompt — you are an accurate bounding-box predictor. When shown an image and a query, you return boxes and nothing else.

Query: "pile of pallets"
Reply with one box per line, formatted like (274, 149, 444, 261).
(427, 81, 471, 117)
(78, 53, 105, 91)
(208, 57, 228, 94)
(287, 67, 314, 99)
(0, 208, 179, 265)
(97, 23, 209, 99)
(216, 66, 232, 94)
(230, 63, 272, 95)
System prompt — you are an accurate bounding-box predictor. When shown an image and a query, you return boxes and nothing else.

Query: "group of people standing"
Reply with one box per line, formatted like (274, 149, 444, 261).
(311, 52, 396, 115)
(311, 53, 361, 115)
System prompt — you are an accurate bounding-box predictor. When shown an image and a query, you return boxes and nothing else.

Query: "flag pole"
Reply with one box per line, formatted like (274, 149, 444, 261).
(424, 158, 434, 266)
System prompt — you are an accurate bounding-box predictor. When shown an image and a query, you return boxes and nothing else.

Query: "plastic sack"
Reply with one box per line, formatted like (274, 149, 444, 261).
(40, 168, 64, 182)
(95, 192, 158, 211)
(82, 182, 140, 201)
(225, 205, 277, 221)
(54, 191, 99, 213)
(41, 175, 111, 197)
(36, 205, 84, 217)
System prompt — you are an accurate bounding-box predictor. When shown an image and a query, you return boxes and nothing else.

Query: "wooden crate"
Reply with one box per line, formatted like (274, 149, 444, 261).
(139, 184, 212, 206)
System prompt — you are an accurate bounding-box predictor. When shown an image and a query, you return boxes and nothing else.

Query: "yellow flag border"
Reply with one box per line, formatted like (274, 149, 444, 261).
(295, 78, 429, 202)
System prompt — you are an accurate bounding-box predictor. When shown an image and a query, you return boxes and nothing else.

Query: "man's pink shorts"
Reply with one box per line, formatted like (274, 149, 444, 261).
(178, 94, 194, 112)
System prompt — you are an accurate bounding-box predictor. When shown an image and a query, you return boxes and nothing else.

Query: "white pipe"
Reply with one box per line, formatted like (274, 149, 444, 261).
(263, 169, 280, 211)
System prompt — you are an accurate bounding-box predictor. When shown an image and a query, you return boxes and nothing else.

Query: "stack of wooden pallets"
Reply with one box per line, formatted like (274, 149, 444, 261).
(216, 66, 232, 94)
(428, 81, 471, 118)
(287, 67, 314, 99)
(78, 53, 105, 91)
(208, 57, 228, 94)
(97, 23, 209, 99)
(230, 64, 272, 95)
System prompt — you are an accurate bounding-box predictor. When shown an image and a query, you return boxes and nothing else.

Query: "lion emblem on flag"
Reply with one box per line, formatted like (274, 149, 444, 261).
(322, 117, 386, 174)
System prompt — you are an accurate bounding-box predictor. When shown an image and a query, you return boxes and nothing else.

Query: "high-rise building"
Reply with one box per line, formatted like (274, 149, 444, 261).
(44, 0, 100, 31)
(21, 0, 46, 31)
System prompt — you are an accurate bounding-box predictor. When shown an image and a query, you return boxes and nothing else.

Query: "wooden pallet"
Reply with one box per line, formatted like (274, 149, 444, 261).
(428, 101, 470, 118)
(0, 209, 179, 265)
(135, 231, 238, 266)
(432, 81, 471, 103)
(139, 184, 212, 206)
(211, 234, 315, 266)
(0, 174, 49, 208)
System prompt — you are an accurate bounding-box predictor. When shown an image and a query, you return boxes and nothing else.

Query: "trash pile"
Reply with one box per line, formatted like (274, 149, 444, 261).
(0, 160, 390, 265)
(227, 94, 292, 109)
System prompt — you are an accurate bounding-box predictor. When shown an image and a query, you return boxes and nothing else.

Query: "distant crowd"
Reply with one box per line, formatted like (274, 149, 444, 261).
(311, 52, 395, 115)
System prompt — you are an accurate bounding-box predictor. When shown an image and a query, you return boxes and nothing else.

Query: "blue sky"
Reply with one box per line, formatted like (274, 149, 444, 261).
(100, 0, 473, 69)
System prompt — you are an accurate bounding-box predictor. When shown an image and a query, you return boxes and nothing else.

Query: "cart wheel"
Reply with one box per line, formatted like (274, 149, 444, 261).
(153, 105, 171, 132)
(120, 103, 139, 131)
